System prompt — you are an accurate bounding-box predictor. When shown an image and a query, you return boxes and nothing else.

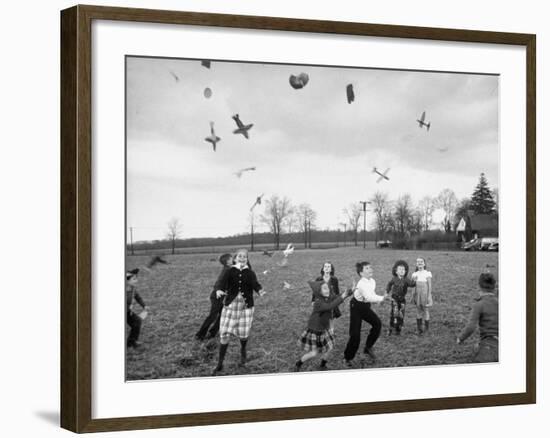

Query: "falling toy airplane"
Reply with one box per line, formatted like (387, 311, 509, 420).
(204, 121, 221, 151)
(231, 114, 254, 139)
(283, 243, 294, 257)
(250, 193, 264, 211)
(372, 167, 390, 183)
(416, 111, 431, 131)
(146, 255, 169, 268)
(234, 167, 256, 178)
(346, 84, 355, 104)
(169, 71, 180, 82)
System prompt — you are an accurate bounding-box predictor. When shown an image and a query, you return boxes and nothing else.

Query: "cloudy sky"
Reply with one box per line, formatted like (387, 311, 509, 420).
(126, 56, 498, 242)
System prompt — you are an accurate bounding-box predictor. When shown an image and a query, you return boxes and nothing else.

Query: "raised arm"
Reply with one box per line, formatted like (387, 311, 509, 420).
(357, 280, 384, 303)
(134, 292, 146, 309)
(458, 302, 482, 343)
(313, 295, 345, 312)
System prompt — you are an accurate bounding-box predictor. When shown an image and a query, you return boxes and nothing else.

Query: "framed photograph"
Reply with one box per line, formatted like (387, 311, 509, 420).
(60, 4, 536, 433)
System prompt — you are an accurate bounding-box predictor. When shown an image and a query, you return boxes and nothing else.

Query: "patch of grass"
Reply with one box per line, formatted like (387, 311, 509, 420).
(126, 247, 498, 380)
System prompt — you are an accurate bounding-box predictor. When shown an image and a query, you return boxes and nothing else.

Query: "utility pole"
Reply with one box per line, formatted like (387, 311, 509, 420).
(250, 212, 255, 252)
(307, 218, 312, 249)
(129, 227, 134, 255)
(360, 201, 371, 249)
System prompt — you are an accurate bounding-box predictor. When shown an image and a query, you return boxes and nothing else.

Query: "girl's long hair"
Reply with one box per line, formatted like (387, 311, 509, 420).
(320, 261, 335, 276)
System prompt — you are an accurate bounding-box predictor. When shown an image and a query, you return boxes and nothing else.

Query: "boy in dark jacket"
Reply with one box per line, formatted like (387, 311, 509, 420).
(456, 273, 499, 363)
(195, 253, 233, 341)
(126, 269, 147, 348)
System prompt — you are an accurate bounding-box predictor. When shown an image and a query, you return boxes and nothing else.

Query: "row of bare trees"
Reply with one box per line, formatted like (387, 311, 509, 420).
(162, 174, 498, 252)
(255, 195, 317, 250)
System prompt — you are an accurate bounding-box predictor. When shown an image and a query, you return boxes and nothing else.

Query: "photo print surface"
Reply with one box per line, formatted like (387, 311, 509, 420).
(125, 56, 499, 380)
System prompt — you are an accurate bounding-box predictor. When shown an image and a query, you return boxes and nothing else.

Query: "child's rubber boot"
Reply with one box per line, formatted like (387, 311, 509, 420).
(416, 319, 424, 335)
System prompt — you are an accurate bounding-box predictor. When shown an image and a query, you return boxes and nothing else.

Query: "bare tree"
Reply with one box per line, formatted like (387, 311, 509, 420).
(296, 203, 317, 249)
(344, 203, 362, 246)
(370, 191, 391, 240)
(284, 212, 297, 234)
(166, 217, 182, 255)
(393, 194, 414, 236)
(418, 196, 436, 231)
(261, 195, 294, 250)
(410, 209, 424, 234)
(436, 188, 458, 233)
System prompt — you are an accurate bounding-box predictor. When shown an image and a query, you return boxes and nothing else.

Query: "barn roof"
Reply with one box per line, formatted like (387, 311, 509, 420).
(469, 214, 498, 230)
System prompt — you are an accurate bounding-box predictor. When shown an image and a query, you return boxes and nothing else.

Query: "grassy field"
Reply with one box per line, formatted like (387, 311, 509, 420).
(126, 247, 498, 380)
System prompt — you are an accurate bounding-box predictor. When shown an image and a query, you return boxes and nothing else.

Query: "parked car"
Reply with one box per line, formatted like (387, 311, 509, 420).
(376, 240, 392, 248)
(462, 238, 481, 251)
(462, 237, 499, 251)
(480, 237, 498, 251)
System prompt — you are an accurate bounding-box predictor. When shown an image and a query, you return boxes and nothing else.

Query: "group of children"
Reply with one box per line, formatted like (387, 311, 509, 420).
(126, 249, 499, 374)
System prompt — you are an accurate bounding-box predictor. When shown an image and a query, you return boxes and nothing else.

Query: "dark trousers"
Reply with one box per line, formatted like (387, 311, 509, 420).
(126, 310, 142, 346)
(344, 298, 381, 361)
(196, 296, 224, 339)
(389, 299, 405, 333)
(472, 337, 499, 363)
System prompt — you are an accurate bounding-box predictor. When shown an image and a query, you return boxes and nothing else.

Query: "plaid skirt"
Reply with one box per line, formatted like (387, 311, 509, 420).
(219, 294, 254, 341)
(298, 328, 335, 354)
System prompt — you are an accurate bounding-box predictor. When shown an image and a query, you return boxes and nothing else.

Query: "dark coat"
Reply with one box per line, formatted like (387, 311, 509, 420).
(218, 265, 262, 308)
(209, 265, 231, 300)
(386, 276, 416, 303)
(126, 285, 145, 312)
(314, 275, 342, 318)
(307, 281, 344, 332)
(458, 292, 499, 342)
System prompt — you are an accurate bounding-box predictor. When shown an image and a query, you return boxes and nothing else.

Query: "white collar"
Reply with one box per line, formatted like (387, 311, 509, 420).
(234, 264, 249, 271)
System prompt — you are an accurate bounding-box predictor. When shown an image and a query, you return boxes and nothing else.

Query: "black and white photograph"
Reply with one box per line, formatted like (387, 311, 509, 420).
(125, 56, 500, 380)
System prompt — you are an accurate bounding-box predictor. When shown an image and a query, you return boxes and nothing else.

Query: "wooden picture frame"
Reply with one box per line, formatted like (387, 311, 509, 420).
(60, 4, 536, 433)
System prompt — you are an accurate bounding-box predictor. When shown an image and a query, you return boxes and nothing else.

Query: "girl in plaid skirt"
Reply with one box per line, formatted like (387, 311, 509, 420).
(212, 249, 265, 375)
(294, 281, 352, 371)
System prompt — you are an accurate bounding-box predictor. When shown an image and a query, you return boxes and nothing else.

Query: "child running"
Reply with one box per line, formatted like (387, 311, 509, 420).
(212, 249, 265, 375)
(343, 262, 388, 366)
(294, 281, 353, 372)
(386, 260, 416, 335)
(195, 253, 233, 341)
(411, 257, 433, 335)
